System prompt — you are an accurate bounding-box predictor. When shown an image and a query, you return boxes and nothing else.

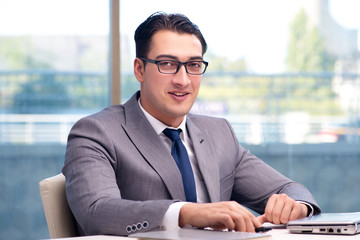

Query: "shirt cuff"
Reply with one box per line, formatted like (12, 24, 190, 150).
(297, 201, 314, 216)
(162, 202, 188, 230)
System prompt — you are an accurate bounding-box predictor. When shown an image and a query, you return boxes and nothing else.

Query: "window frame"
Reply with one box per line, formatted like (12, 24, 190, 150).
(110, 0, 121, 104)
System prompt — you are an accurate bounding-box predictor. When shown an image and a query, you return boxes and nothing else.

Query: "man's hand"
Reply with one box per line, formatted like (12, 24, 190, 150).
(257, 194, 308, 225)
(179, 201, 262, 232)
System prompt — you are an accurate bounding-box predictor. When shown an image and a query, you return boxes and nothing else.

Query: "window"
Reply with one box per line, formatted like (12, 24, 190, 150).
(1, 0, 359, 239)
(0, 1, 109, 239)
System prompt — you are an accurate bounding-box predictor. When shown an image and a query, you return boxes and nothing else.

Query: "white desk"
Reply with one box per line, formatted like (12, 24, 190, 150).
(52, 229, 360, 240)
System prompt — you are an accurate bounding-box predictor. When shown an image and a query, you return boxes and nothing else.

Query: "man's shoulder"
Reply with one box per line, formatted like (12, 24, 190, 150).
(187, 114, 238, 145)
(79, 104, 126, 124)
(95, 104, 125, 117)
(188, 113, 228, 123)
(188, 113, 230, 129)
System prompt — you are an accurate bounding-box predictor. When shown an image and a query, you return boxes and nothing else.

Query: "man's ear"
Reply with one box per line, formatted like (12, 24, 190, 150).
(134, 58, 145, 83)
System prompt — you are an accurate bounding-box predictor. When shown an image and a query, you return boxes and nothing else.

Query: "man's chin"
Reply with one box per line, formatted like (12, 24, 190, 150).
(172, 106, 193, 117)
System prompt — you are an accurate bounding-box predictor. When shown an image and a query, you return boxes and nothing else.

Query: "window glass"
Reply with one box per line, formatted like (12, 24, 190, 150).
(0, 1, 109, 239)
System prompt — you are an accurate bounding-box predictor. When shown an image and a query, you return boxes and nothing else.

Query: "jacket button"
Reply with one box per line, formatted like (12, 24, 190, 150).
(132, 224, 137, 231)
(137, 222, 142, 230)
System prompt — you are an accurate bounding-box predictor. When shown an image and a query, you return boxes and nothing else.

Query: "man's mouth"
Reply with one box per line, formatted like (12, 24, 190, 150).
(169, 92, 189, 97)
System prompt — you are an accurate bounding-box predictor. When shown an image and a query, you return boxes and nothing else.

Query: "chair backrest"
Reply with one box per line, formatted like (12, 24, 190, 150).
(39, 173, 78, 238)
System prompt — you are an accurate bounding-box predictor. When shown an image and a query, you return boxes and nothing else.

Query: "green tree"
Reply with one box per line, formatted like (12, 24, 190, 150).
(285, 8, 335, 72)
(205, 50, 247, 72)
(12, 74, 72, 113)
(1, 36, 109, 113)
(0, 36, 52, 70)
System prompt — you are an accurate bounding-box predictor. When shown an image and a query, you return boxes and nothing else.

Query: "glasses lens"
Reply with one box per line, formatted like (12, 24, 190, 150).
(186, 61, 206, 75)
(157, 60, 207, 74)
(158, 61, 179, 74)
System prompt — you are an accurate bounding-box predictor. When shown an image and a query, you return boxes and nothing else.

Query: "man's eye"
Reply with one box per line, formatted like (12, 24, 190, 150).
(159, 61, 177, 67)
(187, 62, 201, 68)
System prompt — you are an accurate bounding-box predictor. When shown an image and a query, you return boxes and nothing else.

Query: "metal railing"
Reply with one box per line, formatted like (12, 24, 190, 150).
(0, 114, 84, 144)
(1, 113, 358, 144)
(1, 70, 359, 144)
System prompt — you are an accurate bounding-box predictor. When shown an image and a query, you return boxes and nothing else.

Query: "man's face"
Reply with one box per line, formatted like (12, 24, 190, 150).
(134, 30, 203, 127)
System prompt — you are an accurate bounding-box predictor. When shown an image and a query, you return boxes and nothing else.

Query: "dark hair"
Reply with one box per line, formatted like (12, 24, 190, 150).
(134, 12, 207, 58)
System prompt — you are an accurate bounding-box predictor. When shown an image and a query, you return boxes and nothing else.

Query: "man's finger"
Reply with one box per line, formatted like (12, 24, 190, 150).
(256, 214, 267, 224)
(271, 195, 287, 224)
(289, 203, 307, 221)
(232, 213, 246, 232)
(279, 201, 293, 223)
(264, 195, 276, 223)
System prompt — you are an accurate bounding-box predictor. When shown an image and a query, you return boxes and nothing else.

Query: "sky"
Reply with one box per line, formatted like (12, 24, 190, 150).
(0, 0, 359, 73)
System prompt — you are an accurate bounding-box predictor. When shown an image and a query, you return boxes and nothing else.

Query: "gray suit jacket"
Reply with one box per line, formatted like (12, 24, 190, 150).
(63, 91, 320, 236)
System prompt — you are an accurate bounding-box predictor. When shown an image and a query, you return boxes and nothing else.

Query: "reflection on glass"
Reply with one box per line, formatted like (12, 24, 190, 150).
(0, 1, 110, 239)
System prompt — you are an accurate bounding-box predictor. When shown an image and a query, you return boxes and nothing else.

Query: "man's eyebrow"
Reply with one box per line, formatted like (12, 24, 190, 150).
(189, 56, 204, 61)
(155, 55, 203, 61)
(155, 55, 178, 60)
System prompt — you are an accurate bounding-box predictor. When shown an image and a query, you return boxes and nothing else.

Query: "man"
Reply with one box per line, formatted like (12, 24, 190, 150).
(63, 12, 320, 236)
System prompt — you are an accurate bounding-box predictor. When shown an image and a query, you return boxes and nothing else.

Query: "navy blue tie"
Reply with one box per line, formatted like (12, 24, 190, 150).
(163, 128, 197, 202)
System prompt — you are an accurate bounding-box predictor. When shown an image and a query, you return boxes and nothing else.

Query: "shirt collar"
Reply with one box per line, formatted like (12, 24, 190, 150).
(138, 97, 188, 138)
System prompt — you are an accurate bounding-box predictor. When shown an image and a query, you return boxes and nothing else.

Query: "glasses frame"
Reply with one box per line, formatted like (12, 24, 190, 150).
(139, 57, 208, 75)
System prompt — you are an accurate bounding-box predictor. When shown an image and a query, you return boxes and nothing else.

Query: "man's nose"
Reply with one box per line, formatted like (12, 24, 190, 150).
(173, 64, 190, 85)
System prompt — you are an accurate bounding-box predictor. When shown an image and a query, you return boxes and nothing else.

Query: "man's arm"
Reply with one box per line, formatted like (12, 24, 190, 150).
(230, 148, 321, 223)
(219, 119, 320, 226)
(225, 118, 321, 216)
(63, 116, 175, 236)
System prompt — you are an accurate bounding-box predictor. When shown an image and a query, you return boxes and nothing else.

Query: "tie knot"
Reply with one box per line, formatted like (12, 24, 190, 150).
(163, 128, 182, 141)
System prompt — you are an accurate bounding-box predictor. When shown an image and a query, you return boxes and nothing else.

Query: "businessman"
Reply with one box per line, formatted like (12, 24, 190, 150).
(63, 12, 321, 236)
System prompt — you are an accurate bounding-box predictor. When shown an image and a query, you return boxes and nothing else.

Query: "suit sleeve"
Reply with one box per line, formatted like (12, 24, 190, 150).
(62, 116, 175, 236)
(222, 119, 321, 215)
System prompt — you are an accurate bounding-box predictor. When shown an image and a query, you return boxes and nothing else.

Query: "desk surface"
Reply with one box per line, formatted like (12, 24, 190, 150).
(52, 229, 360, 240)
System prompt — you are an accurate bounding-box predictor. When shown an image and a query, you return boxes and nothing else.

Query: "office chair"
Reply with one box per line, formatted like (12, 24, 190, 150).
(39, 173, 78, 238)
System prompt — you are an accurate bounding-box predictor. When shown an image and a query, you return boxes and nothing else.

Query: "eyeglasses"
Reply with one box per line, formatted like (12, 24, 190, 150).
(139, 57, 208, 75)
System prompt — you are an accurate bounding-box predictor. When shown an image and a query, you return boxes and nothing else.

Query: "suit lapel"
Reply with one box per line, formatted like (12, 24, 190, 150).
(122, 93, 186, 201)
(187, 117, 220, 202)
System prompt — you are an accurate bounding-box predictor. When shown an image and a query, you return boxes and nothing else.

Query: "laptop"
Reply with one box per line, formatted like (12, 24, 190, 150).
(286, 212, 360, 235)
